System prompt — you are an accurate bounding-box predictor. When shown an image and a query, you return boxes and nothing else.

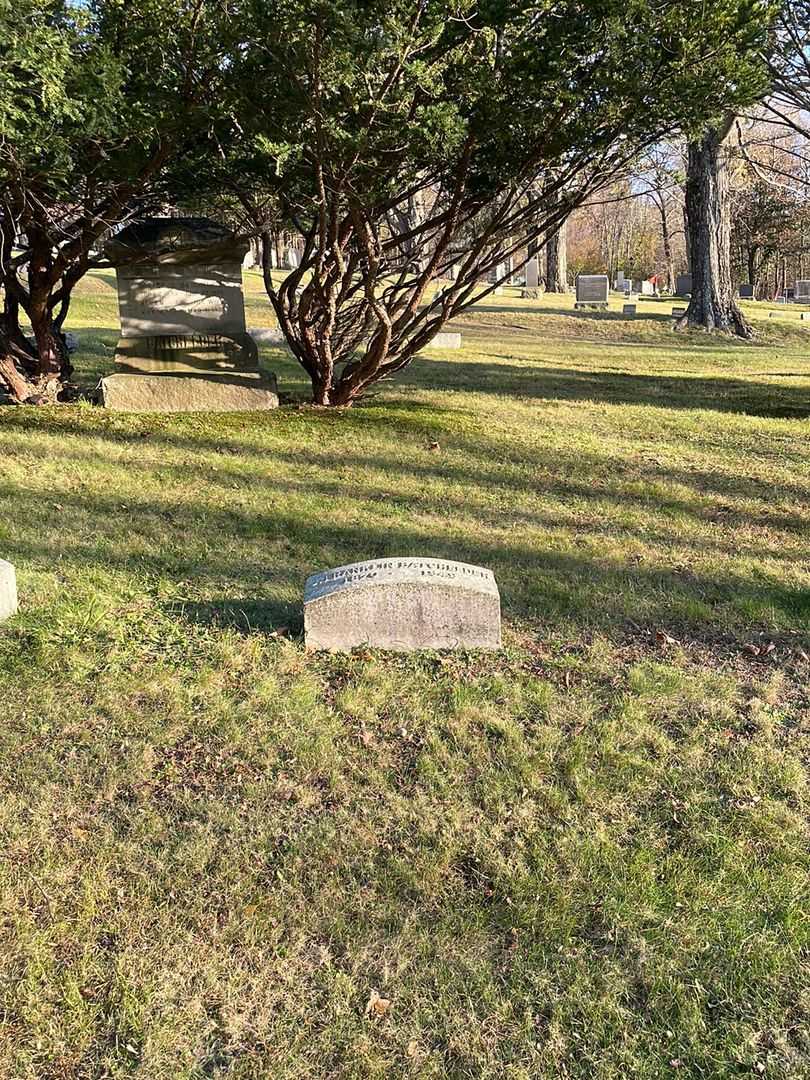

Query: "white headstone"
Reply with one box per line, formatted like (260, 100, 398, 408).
(304, 557, 501, 651)
(0, 560, 18, 621)
(796, 280, 810, 302)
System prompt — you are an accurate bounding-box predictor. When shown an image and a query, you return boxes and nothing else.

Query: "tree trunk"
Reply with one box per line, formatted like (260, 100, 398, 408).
(659, 204, 675, 294)
(546, 219, 568, 293)
(678, 124, 751, 337)
(0, 317, 38, 402)
(747, 246, 758, 291)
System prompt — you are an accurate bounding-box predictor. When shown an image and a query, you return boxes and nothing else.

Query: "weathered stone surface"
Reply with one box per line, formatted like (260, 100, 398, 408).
(103, 218, 278, 412)
(525, 257, 540, 290)
(429, 332, 462, 349)
(796, 280, 810, 302)
(115, 332, 258, 374)
(249, 327, 286, 345)
(675, 273, 692, 296)
(739, 283, 754, 299)
(623, 303, 637, 315)
(672, 306, 687, 317)
(100, 372, 279, 412)
(106, 219, 249, 339)
(248, 328, 462, 350)
(304, 557, 501, 651)
(576, 274, 609, 305)
(0, 560, 18, 622)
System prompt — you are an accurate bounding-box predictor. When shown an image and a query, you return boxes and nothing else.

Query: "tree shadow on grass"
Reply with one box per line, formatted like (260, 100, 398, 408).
(398, 360, 810, 418)
(3, 471, 809, 642)
(169, 598, 301, 636)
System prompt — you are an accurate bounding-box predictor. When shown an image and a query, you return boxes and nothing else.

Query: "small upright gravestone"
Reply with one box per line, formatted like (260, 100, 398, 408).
(0, 560, 18, 622)
(574, 274, 609, 309)
(101, 218, 278, 412)
(623, 303, 637, 316)
(675, 274, 692, 297)
(304, 557, 501, 651)
(523, 256, 541, 297)
(796, 281, 810, 303)
(739, 283, 754, 299)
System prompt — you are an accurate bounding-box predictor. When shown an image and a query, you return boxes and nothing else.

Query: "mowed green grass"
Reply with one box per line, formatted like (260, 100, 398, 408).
(1, 273, 809, 1078)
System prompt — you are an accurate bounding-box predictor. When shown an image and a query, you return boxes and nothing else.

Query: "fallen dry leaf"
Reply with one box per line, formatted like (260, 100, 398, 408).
(366, 989, 392, 1017)
(742, 643, 760, 657)
(656, 630, 679, 647)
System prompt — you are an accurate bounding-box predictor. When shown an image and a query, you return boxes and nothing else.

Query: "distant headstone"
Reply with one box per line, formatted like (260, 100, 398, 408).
(430, 332, 462, 349)
(739, 283, 754, 299)
(616, 269, 625, 288)
(796, 280, 810, 302)
(801, 312, 810, 321)
(524, 257, 540, 292)
(102, 219, 278, 412)
(675, 274, 692, 297)
(623, 303, 637, 316)
(304, 557, 501, 651)
(786, 287, 795, 301)
(575, 274, 609, 309)
(672, 306, 687, 318)
(0, 560, 17, 622)
(248, 328, 461, 350)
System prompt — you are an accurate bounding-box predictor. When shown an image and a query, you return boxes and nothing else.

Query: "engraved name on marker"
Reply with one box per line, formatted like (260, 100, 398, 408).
(304, 557, 501, 652)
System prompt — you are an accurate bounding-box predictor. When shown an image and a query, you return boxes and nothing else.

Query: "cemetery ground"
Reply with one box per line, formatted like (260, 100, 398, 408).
(1, 273, 809, 1079)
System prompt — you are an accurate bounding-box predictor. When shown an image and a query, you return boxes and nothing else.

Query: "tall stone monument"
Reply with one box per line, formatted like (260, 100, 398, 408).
(101, 218, 278, 412)
(304, 557, 501, 651)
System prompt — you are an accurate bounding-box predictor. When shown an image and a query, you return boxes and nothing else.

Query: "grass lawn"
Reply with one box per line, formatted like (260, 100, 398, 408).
(1, 275, 809, 1078)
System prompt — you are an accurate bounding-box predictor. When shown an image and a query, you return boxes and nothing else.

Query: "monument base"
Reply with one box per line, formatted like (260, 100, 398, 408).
(100, 372, 279, 413)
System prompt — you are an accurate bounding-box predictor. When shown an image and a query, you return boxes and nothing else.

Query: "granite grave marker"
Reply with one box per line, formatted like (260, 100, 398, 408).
(101, 218, 278, 412)
(304, 557, 501, 651)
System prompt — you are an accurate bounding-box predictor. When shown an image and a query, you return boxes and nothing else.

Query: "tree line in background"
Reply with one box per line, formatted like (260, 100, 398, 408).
(0, 0, 806, 407)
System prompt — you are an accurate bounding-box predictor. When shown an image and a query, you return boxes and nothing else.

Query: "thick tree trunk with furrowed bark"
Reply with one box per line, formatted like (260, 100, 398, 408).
(545, 219, 568, 293)
(678, 123, 751, 337)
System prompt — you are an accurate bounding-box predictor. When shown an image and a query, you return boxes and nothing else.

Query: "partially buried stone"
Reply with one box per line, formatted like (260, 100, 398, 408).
(0, 560, 18, 621)
(304, 557, 501, 651)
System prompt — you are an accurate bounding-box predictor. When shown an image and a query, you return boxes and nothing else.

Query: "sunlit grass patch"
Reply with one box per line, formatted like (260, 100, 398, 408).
(0, 280, 809, 1076)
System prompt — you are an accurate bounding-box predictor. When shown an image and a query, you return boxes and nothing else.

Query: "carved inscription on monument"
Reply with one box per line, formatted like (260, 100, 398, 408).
(304, 557, 501, 651)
